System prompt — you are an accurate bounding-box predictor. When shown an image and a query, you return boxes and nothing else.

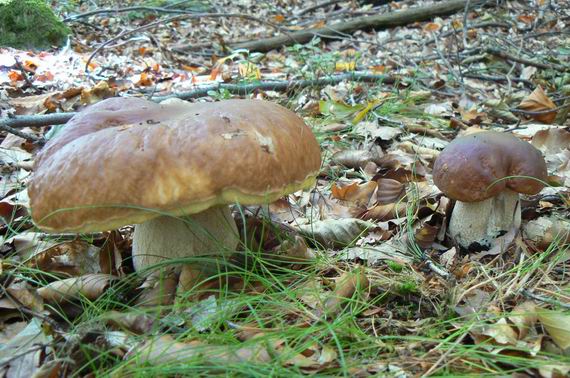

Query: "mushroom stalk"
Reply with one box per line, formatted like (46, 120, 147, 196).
(448, 189, 521, 250)
(132, 206, 239, 271)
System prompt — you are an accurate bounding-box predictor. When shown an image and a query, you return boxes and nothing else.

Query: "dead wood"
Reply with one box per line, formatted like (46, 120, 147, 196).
(0, 73, 391, 129)
(233, 0, 490, 52)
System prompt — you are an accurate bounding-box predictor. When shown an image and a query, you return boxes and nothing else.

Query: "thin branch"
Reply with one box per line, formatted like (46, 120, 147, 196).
(522, 289, 570, 309)
(485, 47, 569, 72)
(0, 73, 392, 129)
(511, 103, 569, 115)
(296, 0, 343, 17)
(152, 73, 393, 102)
(463, 73, 533, 86)
(13, 57, 37, 92)
(63, 6, 203, 22)
(234, 0, 491, 52)
(0, 124, 45, 144)
(0, 113, 77, 129)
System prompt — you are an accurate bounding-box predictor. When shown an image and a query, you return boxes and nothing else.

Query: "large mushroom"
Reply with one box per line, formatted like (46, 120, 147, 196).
(29, 97, 321, 277)
(433, 131, 547, 250)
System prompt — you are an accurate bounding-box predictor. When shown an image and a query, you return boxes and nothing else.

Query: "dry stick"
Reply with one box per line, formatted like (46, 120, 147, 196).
(233, 0, 490, 52)
(296, 0, 343, 16)
(85, 13, 295, 74)
(0, 73, 392, 129)
(511, 103, 570, 115)
(63, 6, 203, 22)
(13, 57, 37, 92)
(522, 289, 570, 309)
(462, 73, 533, 86)
(485, 47, 569, 72)
(0, 124, 45, 144)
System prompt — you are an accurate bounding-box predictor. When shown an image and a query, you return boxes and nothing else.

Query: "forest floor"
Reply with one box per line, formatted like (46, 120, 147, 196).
(0, 0, 569, 376)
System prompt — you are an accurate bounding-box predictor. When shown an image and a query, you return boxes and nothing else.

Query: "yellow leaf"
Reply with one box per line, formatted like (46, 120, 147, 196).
(352, 100, 381, 124)
(238, 62, 261, 80)
(335, 61, 356, 72)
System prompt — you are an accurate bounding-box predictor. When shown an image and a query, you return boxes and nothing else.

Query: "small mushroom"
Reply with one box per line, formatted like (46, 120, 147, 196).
(29, 97, 321, 276)
(433, 131, 547, 251)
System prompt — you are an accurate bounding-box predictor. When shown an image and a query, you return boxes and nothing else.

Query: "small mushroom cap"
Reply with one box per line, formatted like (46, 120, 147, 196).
(29, 98, 321, 232)
(433, 131, 547, 202)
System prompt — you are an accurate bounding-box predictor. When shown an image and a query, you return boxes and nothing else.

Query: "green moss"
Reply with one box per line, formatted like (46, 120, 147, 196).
(0, 0, 70, 49)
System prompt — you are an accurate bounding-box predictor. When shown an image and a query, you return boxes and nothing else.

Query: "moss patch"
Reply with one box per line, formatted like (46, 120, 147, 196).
(0, 0, 70, 49)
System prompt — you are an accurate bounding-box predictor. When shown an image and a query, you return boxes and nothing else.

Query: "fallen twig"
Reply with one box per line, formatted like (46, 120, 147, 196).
(63, 6, 203, 22)
(152, 73, 393, 101)
(0, 113, 77, 130)
(522, 289, 570, 309)
(233, 0, 490, 52)
(463, 73, 533, 86)
(485, 47, 568, 72)
(296, 0, 343, 17)
(0, 73, 392, 129)
(0, 124, 45, 144)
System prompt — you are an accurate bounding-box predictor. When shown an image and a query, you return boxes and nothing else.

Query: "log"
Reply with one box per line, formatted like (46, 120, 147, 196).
(233, 0, 489, 52)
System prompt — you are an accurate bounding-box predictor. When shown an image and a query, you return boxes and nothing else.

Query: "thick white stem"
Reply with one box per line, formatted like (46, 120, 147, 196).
(449, 189, 521, 250)
(132, 206, 239, 271)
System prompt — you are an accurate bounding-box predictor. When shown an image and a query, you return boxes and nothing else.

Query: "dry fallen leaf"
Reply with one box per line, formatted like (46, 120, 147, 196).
(332, 181, 377, 206)
(518, 86, 557, 124)
(124, 335, 271, 367)
(331, 148, 383, 169)
(323, 267, 369, 315)
(537, 309, 570, 350)
(37, 273, 116, 303)
(508, 301, 538, 339)
(296, 218, 376, 248)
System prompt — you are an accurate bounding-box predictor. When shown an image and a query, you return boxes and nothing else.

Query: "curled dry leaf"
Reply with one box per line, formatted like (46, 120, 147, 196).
(537, 309, 570, 350)
(331, 181, 377, 206)
(105, 310, 155, 334)
(376, 178, 405, 204)
(398, 141, 440, 161)
(414, 223, 439, 249)
(37, 273, 116, 303)
(323, 267, 369, 316)
(336, 240, 413, 265)
(518, 86, 557, 124)
(124, 335, 271, 367)
(80, 81, 116, 105)
(361, 202, 406, 222)
(270, 235, 316, 263)
(284, 343, 337, 370)
(296, 218, 375, 248)
(317, 122, 351, 133)
(523, 216, 570, 250)
(27, 240, 101, 276)
(532, 127, 570, 187)
(136, 269, 179, 307)
(5, 281, 44, 312)
(330, 148, 383, 169)
(508, 301, 538, 340)
(471, 318, 519, 346)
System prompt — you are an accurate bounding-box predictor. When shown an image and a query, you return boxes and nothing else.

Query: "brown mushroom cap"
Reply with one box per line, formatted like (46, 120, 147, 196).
(433, 131, 547, 202)
(29, 98, 321, 233)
